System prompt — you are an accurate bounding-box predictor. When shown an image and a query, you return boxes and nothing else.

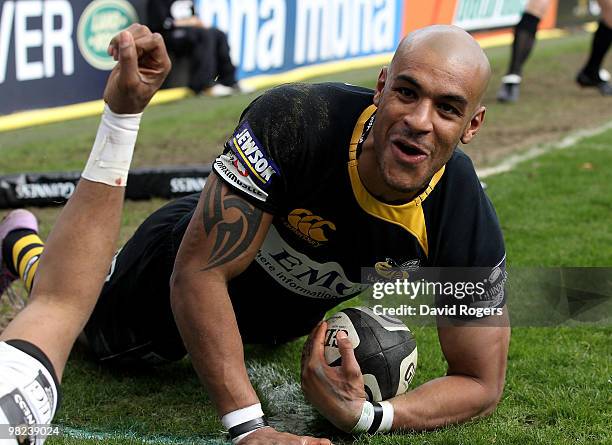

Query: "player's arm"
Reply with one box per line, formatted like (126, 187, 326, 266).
(303, 311, 509, 433)
(171, 173, 271, 413)
(0, 25, 170, 380)
(387, 312, 510, 430)
(170, 175, 331, 445)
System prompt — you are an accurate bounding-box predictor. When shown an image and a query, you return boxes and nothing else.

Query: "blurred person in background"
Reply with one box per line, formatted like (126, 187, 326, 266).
(497, 0, 612, 103)
(147, 0, 252, 97)
(576, 0, 612, 95)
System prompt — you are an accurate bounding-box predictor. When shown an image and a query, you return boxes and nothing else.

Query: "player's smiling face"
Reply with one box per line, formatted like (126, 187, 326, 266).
(363, 36, 488, 203)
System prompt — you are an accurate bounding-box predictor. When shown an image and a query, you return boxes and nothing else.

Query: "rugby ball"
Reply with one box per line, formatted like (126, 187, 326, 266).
(324, 307, 417, 402)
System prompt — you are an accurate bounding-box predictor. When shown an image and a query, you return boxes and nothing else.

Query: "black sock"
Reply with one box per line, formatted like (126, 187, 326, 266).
(583, 21, 612, 80)
(507, 12, 541, 77)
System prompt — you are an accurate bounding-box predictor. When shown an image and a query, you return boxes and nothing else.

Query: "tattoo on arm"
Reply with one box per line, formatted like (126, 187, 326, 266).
(201, 175, 263, 270)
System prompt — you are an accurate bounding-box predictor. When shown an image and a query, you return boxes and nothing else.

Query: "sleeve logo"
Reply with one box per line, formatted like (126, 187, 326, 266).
(229, 122, 280, 189)
(213, 152, 269, 202)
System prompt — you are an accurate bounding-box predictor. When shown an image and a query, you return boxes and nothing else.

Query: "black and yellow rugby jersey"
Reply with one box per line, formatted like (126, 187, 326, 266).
(212, 83, 506, 338)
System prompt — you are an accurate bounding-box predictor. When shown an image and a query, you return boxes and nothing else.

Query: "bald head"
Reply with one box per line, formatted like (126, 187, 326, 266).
(390, 25, 491, 104)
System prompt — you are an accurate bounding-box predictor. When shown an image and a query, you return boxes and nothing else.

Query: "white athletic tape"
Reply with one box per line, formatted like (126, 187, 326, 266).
(351, 401, 375, 433)
(81, 104, 141, 187)
(378, 401, 394, 432)
(221, 404, 264, 430)
(351, 400, 394, 434)
(221, 402, 268, 444)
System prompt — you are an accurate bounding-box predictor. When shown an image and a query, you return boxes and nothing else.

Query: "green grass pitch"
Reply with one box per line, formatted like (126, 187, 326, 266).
(0, 31, 610, 444)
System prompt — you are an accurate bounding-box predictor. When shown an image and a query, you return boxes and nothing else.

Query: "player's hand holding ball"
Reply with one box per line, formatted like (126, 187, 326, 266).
(104, 24, 171, 114)
(301, 320, 367, 432)
(301, 307, 417, 433)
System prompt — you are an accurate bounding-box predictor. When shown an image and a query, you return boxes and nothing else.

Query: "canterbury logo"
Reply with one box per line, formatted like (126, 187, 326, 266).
(287, 209, 336, 242)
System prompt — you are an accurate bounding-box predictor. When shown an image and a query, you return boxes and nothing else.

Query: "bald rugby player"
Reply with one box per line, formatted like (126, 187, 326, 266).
(0, 25, 170, 444)
(4, 25, 510, 443)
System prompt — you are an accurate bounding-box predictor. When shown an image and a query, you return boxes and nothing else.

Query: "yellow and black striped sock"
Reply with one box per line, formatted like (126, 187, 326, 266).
(2, 229, 44, 292)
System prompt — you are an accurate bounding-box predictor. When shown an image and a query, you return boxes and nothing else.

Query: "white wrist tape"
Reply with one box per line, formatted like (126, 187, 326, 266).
(352, 400, 394, 434)
(378, 401, 394, 432)
(222, 403, 269, 443)
(221, 403, 264, 430)
(81, 104, 142, 187)
(352, 401, 375, 433)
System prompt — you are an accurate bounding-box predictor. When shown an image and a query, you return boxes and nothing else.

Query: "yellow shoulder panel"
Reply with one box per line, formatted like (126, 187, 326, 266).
(347, 106, 446, 257)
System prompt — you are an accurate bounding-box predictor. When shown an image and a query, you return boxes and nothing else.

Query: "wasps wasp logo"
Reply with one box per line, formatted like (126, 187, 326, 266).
(374, 258, 420, 280)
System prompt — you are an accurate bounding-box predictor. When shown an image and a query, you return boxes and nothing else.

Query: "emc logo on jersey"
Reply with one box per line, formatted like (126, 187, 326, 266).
(229, 122, 280, 189)
(285, 209, 336, 246)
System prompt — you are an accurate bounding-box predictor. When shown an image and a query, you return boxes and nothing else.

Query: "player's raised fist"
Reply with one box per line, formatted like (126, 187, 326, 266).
(104, 24, 171, 114)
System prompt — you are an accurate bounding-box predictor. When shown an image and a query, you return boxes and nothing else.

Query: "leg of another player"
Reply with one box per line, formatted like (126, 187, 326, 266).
(0, 210, 43, 300)
(576, 0, 612, 95)
(497, 0, 551, 103)
(213, 28, 255, 94)
(0, 181, 125, 380)
(195, 28, 234, 97)
(213, 28, 237, 88)
(185, 27, 218, 94)
(0, 26, 171, 381)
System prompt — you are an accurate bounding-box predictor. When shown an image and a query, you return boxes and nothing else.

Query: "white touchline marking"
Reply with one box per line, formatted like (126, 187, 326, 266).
(61, 426, 229, 444)
(477, 120, 612, 179)
(246, 361, 319, 435)
(59, 361, 317, 443)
